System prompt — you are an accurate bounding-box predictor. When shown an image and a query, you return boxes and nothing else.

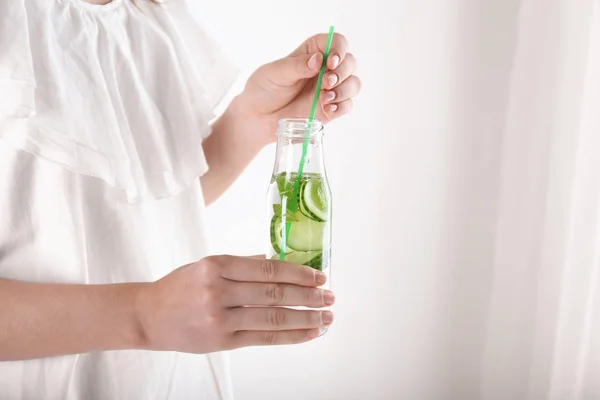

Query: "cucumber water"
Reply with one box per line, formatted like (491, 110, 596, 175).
(267, 172, 331, 271)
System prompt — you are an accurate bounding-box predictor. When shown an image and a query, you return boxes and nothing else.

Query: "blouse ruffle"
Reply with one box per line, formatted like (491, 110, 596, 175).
(0, 0, 238, 203)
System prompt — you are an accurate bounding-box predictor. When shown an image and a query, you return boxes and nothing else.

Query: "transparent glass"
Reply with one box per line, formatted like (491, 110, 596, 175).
(266, 118, 332, 336)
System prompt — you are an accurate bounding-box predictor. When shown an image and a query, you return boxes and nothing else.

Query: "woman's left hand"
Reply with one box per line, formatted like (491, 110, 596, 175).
(234, 32, 361, 144)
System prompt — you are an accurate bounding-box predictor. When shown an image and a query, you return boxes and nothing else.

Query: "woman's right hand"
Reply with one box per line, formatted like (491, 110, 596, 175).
(137, 255, 335, 353)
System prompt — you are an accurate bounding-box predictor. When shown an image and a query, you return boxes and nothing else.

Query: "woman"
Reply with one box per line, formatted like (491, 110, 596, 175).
(0, 0, 360, 398)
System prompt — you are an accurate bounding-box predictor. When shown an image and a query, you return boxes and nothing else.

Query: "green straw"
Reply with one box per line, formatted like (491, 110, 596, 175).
(280, 26, 335, 261)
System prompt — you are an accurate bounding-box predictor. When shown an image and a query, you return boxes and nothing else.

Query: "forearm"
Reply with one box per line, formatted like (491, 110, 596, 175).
(201, 97, 271, 205)
(0, 278, 146, 361)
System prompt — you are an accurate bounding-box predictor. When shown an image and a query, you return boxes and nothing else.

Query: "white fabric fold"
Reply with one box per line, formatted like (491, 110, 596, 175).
(0, 0, 238, 203)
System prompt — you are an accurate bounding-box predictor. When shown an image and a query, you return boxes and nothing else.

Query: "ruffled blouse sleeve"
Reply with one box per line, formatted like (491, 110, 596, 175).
(0, 0, 36, 120)
(0, 0, 239, 203)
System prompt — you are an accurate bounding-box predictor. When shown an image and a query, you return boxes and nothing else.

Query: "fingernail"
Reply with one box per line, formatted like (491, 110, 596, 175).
(316, 271, 327, 285)
(323, 290, 336, 305)
(327, 73, 338, 88)
(307, 328, 320, 339)
(308, 53, 320, 70)
(330, 54, 340, 69)
(325, 91, 336, 103)
(321, 311, 334, 325)
(330, 104, 338, 112)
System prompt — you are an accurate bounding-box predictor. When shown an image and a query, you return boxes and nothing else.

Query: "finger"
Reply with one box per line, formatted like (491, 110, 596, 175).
(218, 256, 327, 287)
(291, 32, 349, 69)
(222, 281, 335, 307)
(230, 328, 321, 347)
(322, 98, 354, 119)
(324, 33, 349, 70)
(323, 53, 357, 90)
(229, 307, 333, 331)
(260, 53, 322, 87)
(321, 75, 361, 105)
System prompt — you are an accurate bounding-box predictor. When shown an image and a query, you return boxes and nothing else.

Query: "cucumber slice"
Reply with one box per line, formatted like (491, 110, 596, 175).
(286, 211, 325, 251)
(305, 252, 323, 271)
(284, 251, 320, 265)
(299, 179, 329, 222)
(270, 213, 290, 254)
(271, 251, 323, 271)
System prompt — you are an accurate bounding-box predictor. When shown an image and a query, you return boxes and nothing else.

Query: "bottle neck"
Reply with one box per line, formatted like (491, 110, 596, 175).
(272, 118, 326, 177)
(273, 135, 325, 176)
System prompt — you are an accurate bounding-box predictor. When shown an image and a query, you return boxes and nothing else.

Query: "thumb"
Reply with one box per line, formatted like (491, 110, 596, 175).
(262, 52, 323, 87)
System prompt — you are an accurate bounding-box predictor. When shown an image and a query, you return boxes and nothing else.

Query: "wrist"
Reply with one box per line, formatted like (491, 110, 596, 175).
(94, 283, 150, 351)
(131, 282, 156, 350)
(222, 93, 277, 148)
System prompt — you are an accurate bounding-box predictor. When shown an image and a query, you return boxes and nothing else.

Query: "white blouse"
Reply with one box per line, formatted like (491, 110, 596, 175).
(0, 0, 238, 398)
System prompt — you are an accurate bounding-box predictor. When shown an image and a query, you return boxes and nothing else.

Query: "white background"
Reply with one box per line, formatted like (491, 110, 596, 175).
(201, 0, 600, 399)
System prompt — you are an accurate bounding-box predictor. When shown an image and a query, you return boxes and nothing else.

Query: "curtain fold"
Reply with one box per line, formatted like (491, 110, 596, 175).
(482, 1, 600, 398)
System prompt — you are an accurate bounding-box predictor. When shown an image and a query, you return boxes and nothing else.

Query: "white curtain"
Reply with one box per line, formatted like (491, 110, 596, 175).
(482, 0, 600, 399)
(205, 0, 600, 398)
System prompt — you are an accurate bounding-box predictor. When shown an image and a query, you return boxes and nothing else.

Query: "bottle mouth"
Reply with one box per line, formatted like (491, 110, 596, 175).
(277, 118, 324, 138)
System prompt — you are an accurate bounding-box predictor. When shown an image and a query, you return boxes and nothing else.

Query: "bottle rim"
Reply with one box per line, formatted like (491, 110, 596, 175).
(277, 118, 324, 138)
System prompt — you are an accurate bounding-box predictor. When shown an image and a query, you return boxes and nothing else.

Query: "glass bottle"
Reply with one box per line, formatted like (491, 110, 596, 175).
(266, 118, 332, 335)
